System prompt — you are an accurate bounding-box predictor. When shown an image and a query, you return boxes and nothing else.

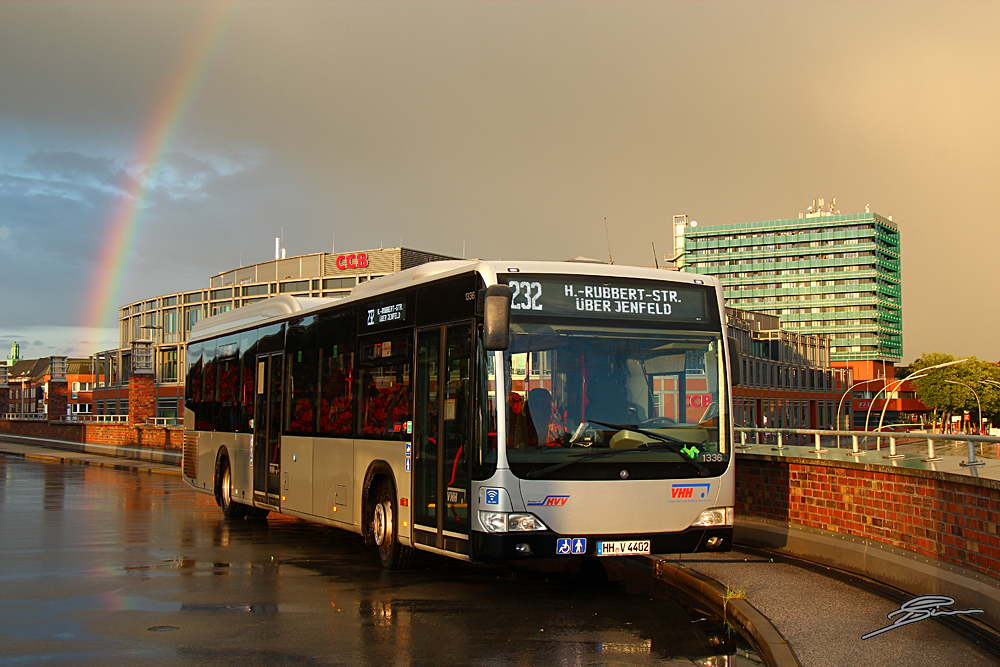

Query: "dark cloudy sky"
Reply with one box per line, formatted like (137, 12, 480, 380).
(1, 1, 997, 361)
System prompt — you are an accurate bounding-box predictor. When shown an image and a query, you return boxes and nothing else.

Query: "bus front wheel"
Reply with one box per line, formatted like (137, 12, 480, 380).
(370, 478, 412, 570)
(216, 457, 249, 520)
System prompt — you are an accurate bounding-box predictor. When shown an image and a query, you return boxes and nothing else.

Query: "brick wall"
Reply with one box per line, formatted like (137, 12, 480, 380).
(736, 454, 1000, 580)
(0, 418, 182, 450)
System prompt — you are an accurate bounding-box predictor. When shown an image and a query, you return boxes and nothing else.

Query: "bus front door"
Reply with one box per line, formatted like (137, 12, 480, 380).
(253, 352, 283, 508)
(413, 322, 473, 555)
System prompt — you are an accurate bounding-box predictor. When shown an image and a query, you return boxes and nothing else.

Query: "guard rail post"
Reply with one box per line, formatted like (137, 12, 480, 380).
(922, 438, 942, 463)
(884, 436, 904, 460)
(960, 440, 987, 468)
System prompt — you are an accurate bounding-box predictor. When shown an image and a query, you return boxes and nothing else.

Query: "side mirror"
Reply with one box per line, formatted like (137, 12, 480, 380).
(481, 285, 513, 351)
(727, 336, 742, 386)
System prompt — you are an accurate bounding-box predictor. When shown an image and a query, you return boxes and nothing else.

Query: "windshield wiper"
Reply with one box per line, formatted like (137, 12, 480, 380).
(525, 421, 712, 479)
(587, 420, 712, 477)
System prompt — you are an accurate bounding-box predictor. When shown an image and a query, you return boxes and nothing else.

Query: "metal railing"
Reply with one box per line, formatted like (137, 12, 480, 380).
(735, 426, 1000, 469)
(145, 417, 179, 427)
(2, 412, 47, 421)
(56, 414, 129, 423)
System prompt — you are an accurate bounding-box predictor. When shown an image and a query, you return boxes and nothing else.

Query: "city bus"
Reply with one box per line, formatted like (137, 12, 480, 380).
(181, 260, 738, 569)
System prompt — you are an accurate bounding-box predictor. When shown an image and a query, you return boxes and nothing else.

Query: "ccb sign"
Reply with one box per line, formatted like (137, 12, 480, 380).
(336, 252, 369, 270)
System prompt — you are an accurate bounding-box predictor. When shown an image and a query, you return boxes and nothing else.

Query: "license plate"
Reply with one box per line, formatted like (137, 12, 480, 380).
(596, 540, 651, 557)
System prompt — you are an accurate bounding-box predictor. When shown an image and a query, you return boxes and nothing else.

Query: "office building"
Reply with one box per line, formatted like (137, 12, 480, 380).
(727, 307, 852, 433)
(676, 200, 902, 373)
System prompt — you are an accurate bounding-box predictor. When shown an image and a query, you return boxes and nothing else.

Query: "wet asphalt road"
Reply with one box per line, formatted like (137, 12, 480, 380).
(0, 454, 756, 666)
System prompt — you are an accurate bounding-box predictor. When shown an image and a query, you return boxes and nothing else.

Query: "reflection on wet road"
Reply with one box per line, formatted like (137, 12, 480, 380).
(0, 455, 758, 666)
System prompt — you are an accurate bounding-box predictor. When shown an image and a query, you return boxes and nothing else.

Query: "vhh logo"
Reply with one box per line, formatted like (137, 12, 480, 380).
(670, 483, 710, 500)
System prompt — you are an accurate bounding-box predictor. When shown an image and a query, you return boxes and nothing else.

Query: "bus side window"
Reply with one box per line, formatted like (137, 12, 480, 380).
(358, 335, 411, 439)
(285, 316, 318, 435)
(318, 312, 355, 437)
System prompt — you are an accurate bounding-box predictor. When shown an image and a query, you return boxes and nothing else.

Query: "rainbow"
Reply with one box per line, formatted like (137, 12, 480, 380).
(82, 2, 237, 343)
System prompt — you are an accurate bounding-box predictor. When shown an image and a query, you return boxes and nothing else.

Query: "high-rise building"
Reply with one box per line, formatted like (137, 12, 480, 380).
(676, 200, 902, 372)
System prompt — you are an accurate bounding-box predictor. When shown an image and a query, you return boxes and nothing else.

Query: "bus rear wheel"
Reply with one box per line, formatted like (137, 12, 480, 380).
(217, 457, 249, 520)
(371, 478, 412, 570)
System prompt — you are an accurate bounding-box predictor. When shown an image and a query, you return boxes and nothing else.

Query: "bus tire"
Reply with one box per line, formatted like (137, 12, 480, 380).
(371, 477, 412, 570)
(217, 456, 249, 520)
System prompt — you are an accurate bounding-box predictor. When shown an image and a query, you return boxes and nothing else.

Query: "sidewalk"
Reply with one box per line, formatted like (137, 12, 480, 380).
(658, 548, 1000, 667)
(0, 439, 180, 476)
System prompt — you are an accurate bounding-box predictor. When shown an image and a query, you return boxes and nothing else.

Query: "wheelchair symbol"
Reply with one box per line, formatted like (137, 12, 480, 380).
(556, 538, 572, 555)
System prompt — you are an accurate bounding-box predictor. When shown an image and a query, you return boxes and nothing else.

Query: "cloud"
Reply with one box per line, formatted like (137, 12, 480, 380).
(23, 150, 121, 189)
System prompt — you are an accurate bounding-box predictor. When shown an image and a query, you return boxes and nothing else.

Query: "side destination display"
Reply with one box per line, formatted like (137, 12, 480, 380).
(499, 274, 711, 323)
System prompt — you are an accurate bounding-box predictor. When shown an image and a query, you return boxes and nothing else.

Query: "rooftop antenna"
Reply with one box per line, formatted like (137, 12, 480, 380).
(651, 242, 659, 269)
(604, 217, 613, 265)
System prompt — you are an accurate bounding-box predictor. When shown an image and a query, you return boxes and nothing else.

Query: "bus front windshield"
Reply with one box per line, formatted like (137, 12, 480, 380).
(502, 322, 727, 480)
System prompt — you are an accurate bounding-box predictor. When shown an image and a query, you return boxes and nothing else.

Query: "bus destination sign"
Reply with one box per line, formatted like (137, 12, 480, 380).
(500, 275, 710, 322)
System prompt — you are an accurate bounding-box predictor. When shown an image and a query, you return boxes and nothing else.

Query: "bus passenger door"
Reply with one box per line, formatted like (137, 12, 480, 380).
(253, 352, 283, 507)
(413, 322, 473, 554)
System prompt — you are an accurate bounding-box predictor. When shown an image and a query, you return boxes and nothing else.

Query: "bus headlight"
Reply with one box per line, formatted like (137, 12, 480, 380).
(479, 511, 548, 533)
(691, 507, 734, 527)
(479, 511, 507, 533)
(508, 513, 547, 532)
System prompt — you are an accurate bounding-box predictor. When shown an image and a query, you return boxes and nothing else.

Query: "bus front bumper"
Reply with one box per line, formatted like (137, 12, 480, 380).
(469, 526, 732, 562)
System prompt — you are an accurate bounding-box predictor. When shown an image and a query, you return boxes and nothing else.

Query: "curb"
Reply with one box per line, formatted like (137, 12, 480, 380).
(650, 557, 801, 667)
(604, 556, 801, 667)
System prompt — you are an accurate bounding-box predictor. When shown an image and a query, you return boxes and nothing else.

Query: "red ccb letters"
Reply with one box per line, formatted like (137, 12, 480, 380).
(336, 252, 369, 270)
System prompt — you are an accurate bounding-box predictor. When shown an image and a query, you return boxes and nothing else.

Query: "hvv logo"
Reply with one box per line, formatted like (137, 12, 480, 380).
(670, 483, 711, 501)
(526, 496, 570, 507)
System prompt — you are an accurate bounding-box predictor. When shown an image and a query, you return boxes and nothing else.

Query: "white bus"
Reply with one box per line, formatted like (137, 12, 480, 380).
(182, 260, 738, 569)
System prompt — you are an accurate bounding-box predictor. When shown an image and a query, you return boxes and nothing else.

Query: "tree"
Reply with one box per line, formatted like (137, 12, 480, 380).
(909, 353, 1000, 432)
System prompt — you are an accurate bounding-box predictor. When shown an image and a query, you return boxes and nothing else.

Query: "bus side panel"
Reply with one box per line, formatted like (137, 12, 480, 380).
(228, 433, 253, 503)
(281, 435, 314, 515)
(354, 439, 412, 544)
(193, 431, 228, 495)
(313, 437, 354, 524)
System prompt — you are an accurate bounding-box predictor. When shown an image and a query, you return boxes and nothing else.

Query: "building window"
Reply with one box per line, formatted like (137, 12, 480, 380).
(243, 284, 269, 297)
(161, 349, 178, 383)
(279, 280, 310, 293)
(184, 307, 203, 331)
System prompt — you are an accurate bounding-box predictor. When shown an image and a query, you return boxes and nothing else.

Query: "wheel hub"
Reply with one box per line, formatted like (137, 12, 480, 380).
(373, 501, 389, 546)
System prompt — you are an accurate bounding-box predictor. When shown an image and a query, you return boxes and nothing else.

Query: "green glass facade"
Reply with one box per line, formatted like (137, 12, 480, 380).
(680, 212, 901, 363)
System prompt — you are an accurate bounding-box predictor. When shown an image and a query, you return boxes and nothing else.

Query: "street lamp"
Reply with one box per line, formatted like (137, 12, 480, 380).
(836, 378, 884, 446)
(945, 379, 982, 435)
(875, 372, 927, 437)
